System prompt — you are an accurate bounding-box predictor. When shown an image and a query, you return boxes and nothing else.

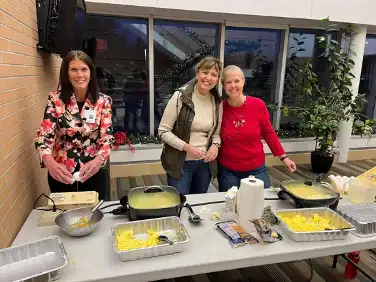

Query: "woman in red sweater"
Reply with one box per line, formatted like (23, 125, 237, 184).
(218, 65, 296, 191)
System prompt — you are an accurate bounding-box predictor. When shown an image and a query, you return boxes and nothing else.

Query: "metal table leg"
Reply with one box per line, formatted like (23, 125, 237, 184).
(332, 255, 339, 268)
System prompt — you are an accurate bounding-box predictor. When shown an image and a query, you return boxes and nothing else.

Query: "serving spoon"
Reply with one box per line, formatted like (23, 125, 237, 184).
(186, 203, 203, 224)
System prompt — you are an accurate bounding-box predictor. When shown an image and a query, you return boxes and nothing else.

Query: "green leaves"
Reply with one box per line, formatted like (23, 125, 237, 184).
(282, 21, 363, 153)
(282, 107, 289, 117)
(352, 119, 376, 136)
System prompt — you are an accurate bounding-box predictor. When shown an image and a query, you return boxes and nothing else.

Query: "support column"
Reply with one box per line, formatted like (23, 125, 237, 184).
(337, 25, 367, 163)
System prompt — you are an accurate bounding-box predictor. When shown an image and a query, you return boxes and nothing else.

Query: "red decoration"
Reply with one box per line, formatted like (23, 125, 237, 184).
(345, 251, 360, 279)
(114, 132, 135, 153)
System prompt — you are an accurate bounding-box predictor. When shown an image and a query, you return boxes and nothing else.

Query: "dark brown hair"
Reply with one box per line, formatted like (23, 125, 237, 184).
(58, 50, 99, 105)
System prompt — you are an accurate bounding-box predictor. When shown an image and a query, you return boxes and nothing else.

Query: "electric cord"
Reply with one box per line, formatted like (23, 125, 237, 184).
(100, 203, 121, 210)
(103, 206, 128, 215)
(33, 193, 66, 212)
(187, 198, 280, 208)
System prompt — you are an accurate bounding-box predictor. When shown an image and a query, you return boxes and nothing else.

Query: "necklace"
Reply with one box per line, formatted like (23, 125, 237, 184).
(223, 98, 246, 141)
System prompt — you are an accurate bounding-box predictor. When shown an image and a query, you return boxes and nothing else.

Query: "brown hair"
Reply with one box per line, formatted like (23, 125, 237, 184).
(195, 56, 223, 77)
(58, 50, 99, 105)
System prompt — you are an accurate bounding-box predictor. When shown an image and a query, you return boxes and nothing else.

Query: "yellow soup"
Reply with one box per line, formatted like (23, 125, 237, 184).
(129, 192, 180, 209)
(286, 185, 331, 200)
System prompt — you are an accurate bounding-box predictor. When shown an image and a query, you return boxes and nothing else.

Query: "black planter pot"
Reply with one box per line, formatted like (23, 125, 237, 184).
(311, 150, 334, 174)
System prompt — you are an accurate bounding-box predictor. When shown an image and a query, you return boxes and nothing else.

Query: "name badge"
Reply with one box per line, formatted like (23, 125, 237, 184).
(85, 109, 96, 123)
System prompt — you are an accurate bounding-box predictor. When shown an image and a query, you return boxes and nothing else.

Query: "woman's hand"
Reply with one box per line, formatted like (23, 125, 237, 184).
(204, 145, 218, 163)
(183, 144, 205, 159)
(44, 155, 73, 184)
(282, 157, 296, 172)
(79, 157, 103, 182)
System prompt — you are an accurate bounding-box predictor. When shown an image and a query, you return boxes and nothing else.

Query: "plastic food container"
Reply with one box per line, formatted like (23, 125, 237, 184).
(344, 178, 376, 204)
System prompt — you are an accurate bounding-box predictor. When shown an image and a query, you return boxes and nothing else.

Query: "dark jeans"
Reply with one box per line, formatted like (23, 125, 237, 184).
(167, 160, 211, 195)
(218, 163, 270, 192)
(48, 163, 107, 200)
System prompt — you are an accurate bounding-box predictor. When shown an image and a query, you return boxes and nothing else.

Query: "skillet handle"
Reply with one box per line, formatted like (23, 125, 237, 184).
(119, 196, 128, 207)
(277, 190, 290, 200)
(144, 186, 164, 193)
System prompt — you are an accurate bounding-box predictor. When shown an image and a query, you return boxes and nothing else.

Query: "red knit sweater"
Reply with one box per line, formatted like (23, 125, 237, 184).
(218, 96, 285, 171)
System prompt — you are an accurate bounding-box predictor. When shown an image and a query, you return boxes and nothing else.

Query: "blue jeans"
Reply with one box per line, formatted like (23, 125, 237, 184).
(218, 163, 270, 192)
(167, 160, 211, 195)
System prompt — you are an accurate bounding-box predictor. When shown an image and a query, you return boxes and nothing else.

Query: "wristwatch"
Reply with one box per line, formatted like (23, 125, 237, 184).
(280, 156, 288, 162)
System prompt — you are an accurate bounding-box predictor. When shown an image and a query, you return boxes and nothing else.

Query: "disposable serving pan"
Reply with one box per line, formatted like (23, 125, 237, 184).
(111, 216, 189, 262)
(336, 203, 376, 237)
(0, 236, 68, 282)
(275, 208, 354, 242)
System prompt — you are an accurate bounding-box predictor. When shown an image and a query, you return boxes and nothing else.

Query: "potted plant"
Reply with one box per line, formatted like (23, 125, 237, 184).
(283, 20, 365, 173)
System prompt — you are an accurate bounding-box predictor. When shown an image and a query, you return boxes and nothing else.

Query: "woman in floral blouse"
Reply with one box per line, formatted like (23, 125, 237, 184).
(35, 51, 114, 200)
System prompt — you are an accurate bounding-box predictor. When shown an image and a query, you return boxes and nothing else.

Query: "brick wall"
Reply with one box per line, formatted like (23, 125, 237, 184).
(0, 0, 61, 248)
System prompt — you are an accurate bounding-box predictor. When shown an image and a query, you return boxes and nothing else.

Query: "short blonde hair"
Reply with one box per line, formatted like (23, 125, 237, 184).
(195, 56, 223, 77)
(221, 65, 245, 84)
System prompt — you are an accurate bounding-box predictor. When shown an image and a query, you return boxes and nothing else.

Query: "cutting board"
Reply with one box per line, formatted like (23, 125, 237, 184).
(356, 166, 376, 183)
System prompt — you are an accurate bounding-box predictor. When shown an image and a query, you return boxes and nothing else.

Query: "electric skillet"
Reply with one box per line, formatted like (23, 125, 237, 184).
(278, 175, 340, 210)
(100, 185, 187, 221)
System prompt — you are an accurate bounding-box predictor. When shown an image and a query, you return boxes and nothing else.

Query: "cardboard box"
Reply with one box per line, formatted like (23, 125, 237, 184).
(47, 191, 99, 211)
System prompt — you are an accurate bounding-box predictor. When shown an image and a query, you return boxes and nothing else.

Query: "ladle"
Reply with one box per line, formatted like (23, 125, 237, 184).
(186, 203, 203, 224)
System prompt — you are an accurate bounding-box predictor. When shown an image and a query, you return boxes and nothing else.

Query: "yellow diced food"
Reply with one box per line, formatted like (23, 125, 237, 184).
(279, 214, 336, 232)
(116, 230, 162, 251)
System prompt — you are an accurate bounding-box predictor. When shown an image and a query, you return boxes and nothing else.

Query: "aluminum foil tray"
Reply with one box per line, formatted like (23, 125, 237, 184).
(275, 208, 354, 242)
(337, 203, 376, 237)
(0, 236, 68, 282)
(112, 216, 189, 262)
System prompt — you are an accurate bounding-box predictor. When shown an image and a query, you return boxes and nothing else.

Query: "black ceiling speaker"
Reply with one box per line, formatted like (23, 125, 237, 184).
(36, 0, 87, 58)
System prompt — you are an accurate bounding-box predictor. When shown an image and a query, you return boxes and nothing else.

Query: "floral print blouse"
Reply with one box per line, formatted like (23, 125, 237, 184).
(35, 91, 115, 173)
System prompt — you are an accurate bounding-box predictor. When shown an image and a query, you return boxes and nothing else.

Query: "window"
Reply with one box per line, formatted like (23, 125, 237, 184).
(85, 15, 149, 135)
(153, 20, 220, 134)
(224, 27, 282, 105)
(359, 35, 376, 119)
(280, 29, 338, 138)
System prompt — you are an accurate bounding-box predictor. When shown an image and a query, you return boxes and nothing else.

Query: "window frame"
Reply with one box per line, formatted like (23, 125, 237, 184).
(151, 19, 221, 134)
(223, 25, 288, 127)
(85, 14, 296, 134)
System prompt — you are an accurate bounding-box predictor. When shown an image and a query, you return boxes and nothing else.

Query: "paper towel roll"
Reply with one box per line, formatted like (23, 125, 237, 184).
(237, 176, 265, 229)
